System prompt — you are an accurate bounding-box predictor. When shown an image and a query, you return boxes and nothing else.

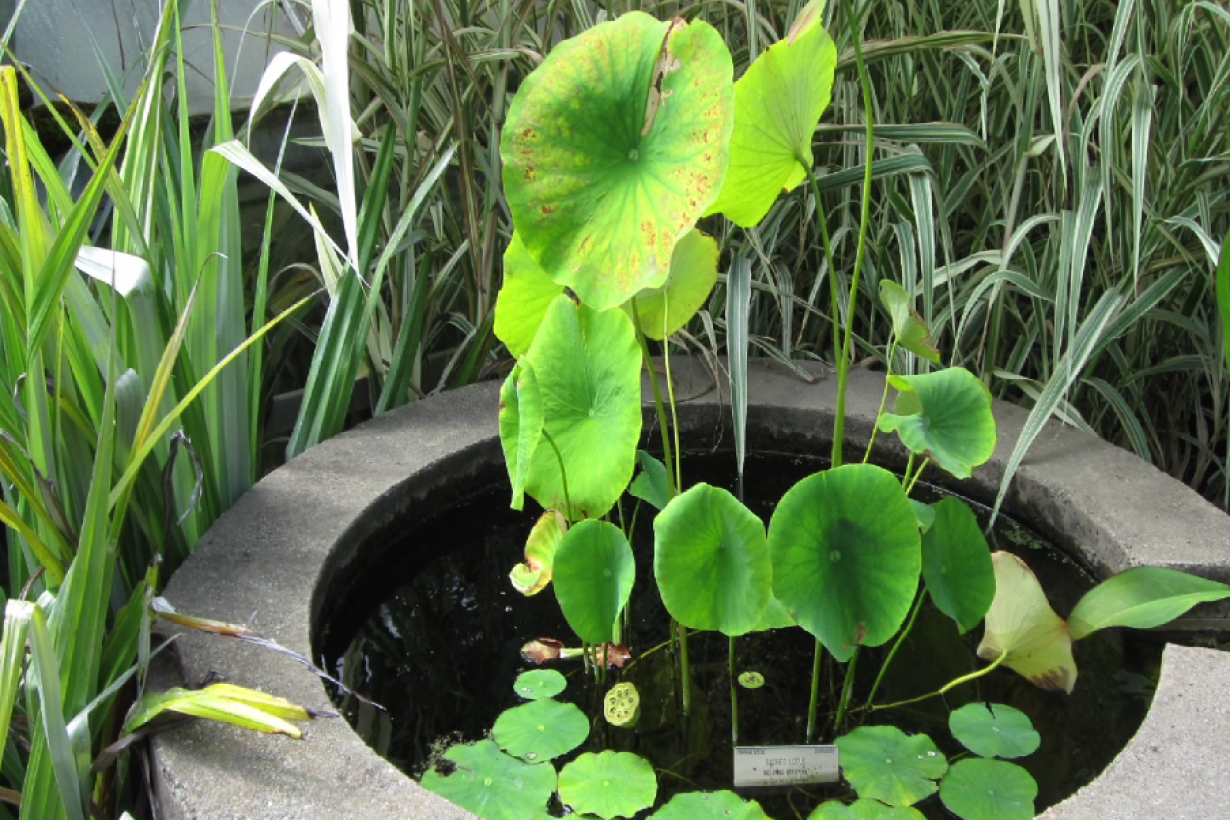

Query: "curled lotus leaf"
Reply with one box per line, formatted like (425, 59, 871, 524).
(877, 367, 995, 479)
(495, 234, 563, 357)
(509, 511, 567, 596)
(878, 280, 940, 364)
(501, 13, 735, 310)
(498, 361, 543, 510)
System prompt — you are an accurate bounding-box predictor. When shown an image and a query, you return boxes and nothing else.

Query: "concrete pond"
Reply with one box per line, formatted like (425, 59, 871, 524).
(153, 361, 1230, 820)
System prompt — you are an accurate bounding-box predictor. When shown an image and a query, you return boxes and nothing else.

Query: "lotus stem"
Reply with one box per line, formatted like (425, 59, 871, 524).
(805, 638, 824, 742)
(540, 429, 573, 520)
(833, 647, 860, 734)
(905, 458, 931, 496)
(866, 650, 1008, 713)
(632, 307, 675, 498)
(730, 635, 739, 746)
(863, 341, 898, 463)
(679, 618, 691, 716)
(865, 588, 925, 708)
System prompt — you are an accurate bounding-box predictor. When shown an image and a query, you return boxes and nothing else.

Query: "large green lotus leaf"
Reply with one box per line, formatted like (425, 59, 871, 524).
(752, 594, 798, 630)
(948, 703, 1040, 759)
(878, 281, 940, 364)
(630, 229, 718, 340)
(836, 726, 947, 807)
(558, 751, 657, 818)
(494, 699, 590, 762)
(1068, 566, 1230, 640)
(705, 0, 837, 227)
(654, 483, 771, 636)
(652, 791, 772, 820)
(629, 450, 671, 511)
(553, 520, 636, 644)
(523, 294, 642, 519)
(938, 759, 1036, 820)
(512, 669, 567, 700)
(976, 552, 1077, 694)
(496, 234, 563, 357)
(510, 511, 567, 596)
(921, 498, 995, 634)
(768, 465, 921, 661)
(421, 740, 556, 820)
(499, 361, 544, 510)
(502, 13, 734, 311)
(877, 368, 996, 479)
(809, 800, 926, 820)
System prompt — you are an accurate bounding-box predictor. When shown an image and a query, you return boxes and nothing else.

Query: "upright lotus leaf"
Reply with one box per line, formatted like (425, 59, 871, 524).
(553, 520, 636, 644)
(629, 450, 671, 510)
(494, 699, 590, 762)
(878, 281, 941, 364)
(558, 751, 657, 818)
(513, 669, 567, 700)
(939, 759, 1037, 820)
(499, 361, 544, 509)
(653, 791, 773, 820)
(809, 801, 926, 820)
(921, 498, 995, 634)
(1068, 566, 1230, 640)
(654, 483, 771, 636)
(976, 552, 1077, 693)
(630, 229, 719, 340)
(768, 465, 921, 661)
(523, 294, 642, 519)
(752, 595, 798, 630)
(510, 511, 567, 596)
(705, 0, 837, 227)
(502, 13, 735, 310)
(495, 234, 563, 357)
(948, 703, 1040, 759)
(836, 726, 948, 807)
(877, 368, 996, 479)
(421, 740, 557, 820)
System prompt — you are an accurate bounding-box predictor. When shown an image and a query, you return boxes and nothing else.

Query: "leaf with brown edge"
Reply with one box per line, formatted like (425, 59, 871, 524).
(509, 511, 567, 595)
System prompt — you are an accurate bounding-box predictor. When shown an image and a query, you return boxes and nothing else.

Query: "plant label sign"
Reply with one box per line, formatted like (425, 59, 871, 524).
(733, 745, 840, 788)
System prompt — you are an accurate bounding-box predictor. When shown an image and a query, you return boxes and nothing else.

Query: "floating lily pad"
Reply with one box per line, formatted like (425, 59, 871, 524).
(522, 294, 642, 519)
(737, 671, 765, 689)
(512, 669, 568, 701)
(630, 450, 671, 511)
(604, 682, 640, 727)
(499, 361, 543, 510)
(421, 740, 556, 820)
(835, 726, 947, 807)
(768, 465, 921, 661)
(948, 703, 1040, 759)
(494, 698, 589, 762)
(976, 552, 1076, 693)
(706, 0, 837, 227)
(921, 498, 995, 634)
(809, 799, 927, 820)
(878, 281, 941, 364)
(558, 751, 657, 818)
(502, 13, 734, 311)
(553, 520, 636, 644)
(652, 791, 772, 820)
(877, 368, 996, 479)
(939, 758, 1036, 820)
(1068, 566, 1230, 640)
(654, 483, 771, 636)
(495, 234, 563, 357)
(631, 229, 719, 340)
(510, 511, 567, 596)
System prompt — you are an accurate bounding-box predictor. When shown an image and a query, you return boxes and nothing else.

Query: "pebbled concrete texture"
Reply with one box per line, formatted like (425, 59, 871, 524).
(153, 358, 1230, 820)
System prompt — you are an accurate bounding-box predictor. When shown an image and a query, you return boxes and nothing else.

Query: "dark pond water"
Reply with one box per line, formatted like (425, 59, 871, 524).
(323, 451, 1164, 818)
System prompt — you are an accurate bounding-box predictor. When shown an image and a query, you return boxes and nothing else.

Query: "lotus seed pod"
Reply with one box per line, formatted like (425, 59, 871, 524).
(603, 682, 641, 728)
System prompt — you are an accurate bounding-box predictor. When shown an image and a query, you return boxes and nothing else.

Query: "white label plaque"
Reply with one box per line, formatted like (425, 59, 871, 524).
(733, 745, 840, 788)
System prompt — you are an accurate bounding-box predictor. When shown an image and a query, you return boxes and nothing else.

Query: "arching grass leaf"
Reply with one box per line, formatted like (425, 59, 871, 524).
(948, 703, 1040, 759)
(769, 465, 921, 661)
(654, 483, 770, 636)
(510, 511, 567, 596)
(494, 699, 589, 762)
(495, 234, 563, 357)
(630, 450, 671, 510)
(706, 0, 837, 227)
(559, 751, 657, 818)
(836, 726, 947, 807)
(499, 361, 543, 510)
(631, 229, 719, 340)
(878, 368, 995, 479)
(421, 740, 556, 820)
(502, 13, 734, 310)
(512, 669, 567, 700)
(939, 759, 1036, 820)
(922, 498, 995, 634)
(976, 552, 1076, 693)
(653, 791, 773, 820)
(553, 520, 636, 644)
(1068, 567, 1230, 640)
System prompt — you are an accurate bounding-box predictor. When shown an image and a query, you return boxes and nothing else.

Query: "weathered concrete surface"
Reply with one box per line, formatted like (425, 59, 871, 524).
(154, 359, 1230, 820)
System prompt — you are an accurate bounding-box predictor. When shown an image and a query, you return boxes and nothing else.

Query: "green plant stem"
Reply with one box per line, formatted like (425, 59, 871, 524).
(632, 309, 676, 498)
(662, 325, 683, 495)
(901, 452, 916, 491)
(803, 163, 843, 459)
(905, 458, 931, 496)
(863, 342, 898, 463)
(540, 429, 573, 520)
(805, 638, 824, 742)
(864, 587, 926, 708)
(833, 647, 860, 733)
(865, 650, 1009, 713)
(729, 635, 739, 746)
(679, 618, 691, 717)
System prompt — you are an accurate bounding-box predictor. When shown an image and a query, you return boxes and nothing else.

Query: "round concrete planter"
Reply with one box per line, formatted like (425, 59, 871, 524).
(153, 360, 1230, 820)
